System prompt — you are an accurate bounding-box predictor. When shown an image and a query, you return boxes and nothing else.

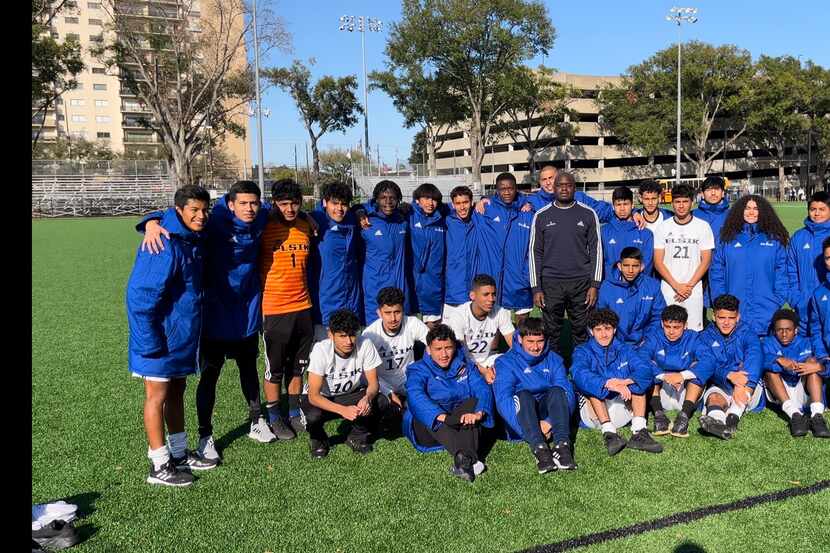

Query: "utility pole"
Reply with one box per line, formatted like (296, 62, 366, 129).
(666, 7, 698, 186)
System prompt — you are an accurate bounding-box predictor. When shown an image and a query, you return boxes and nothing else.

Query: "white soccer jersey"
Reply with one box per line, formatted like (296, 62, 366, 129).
(444, 302, 515, 364)
(643, 210, 667, 233)
(306, 337, 381, 397)
(653, 216, 714, 299)
(361, 316, 429, 395)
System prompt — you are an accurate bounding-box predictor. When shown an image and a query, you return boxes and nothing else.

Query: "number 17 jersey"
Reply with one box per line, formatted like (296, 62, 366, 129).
(652, 216, 715, 300)
(361, 316, 429, 395)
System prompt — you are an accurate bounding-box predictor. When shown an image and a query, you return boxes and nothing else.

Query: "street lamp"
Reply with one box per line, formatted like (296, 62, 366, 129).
(338, 15, 383, 160)
(666, 6, 698, 186)
(252, 0, 266, 190)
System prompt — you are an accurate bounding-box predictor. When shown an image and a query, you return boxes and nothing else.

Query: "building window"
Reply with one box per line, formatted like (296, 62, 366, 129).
(88, 2, 102, 8)
(95, 99, 108, 107)
(57, 114, 65, 121)
(71, 115, 87, 123)
(50, 31, 59, 39)
(89, 18, 103, 25)
(93, 83, 107, 91)
(97, 132, 111, 139)
(70, 99, 85, 107)
(90, 34, 104, 43)
(64, 17, 79, 24)
(65, 33, 80, 41)
(70, 131, 86, 139)
(96, 115, 111, 123)
(92, 67, 106, 74)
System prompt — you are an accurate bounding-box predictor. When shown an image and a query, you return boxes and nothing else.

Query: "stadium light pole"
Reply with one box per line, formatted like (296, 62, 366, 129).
(339, 15, 383, 160)
(252, 0, 266, 190)
(666, 7, 698, 186)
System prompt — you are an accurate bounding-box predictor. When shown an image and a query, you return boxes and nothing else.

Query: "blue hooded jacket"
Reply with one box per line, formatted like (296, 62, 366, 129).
(493, 332, 576, 442)
(695, 321, 763, 408)
(403, 344, 495, 453)
(524, 189, 614, 224)
(309, 205, 362, 327)
(640, 329, 707, 386)
(762, 334, 823, 386)
(709, 224, 789, 336)
(571, 337, 654, 399)
(809, 275, 830, 361)
(601, 217, 654, 278)
(787, 217, 830, 334)
(694, 198, 730, 307)
(360, 200, 411, 325)
(444, 206, 477, 305)
(597, 269, 666, 346)
(126, 208, 204, 378)
(409, 201, 446, 317)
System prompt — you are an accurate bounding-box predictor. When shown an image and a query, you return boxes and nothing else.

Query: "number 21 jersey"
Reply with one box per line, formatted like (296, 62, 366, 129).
(652, 216, 714, 299)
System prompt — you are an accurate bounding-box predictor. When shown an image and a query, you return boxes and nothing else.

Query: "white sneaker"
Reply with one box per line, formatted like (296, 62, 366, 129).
(473, 461, 486, 476)
(248, 417, 277, 443)
(197, 435, 221, 461)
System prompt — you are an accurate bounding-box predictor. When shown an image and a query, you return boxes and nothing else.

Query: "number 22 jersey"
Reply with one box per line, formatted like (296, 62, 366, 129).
(444, 301, 515, 366)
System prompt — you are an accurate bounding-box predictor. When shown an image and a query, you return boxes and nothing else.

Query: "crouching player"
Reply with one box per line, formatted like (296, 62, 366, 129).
(493, 318, 577, 474)
(696, 294, 764, 440)
(572, 309, 663, 456)
(765, 308, 830, 437)
(640, 305, 708, 438)
(302, 309, 382, 459)
(404, 325, 495, 482)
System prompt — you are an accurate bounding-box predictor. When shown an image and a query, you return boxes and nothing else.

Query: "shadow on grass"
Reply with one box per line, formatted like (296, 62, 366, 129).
(215, 421, 251, 453)
(61, 491, 101, 544)
(674, 541, 707, 553)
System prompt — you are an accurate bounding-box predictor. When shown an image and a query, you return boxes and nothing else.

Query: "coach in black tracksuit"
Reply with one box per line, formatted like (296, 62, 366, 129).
(529, 171, 603, 355)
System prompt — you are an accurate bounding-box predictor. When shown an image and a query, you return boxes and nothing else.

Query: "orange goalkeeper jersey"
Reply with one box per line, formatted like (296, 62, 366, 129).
(260, 217, 312, 315)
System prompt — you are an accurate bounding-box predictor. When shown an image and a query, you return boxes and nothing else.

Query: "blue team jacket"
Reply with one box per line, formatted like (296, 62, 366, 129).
(694, 198, 730, 307)
(309, 206, 362, 327)
(695, 322, 763, 409)
(403, 345, 495, 453)
(597, 269, 666, 346)
(524, 189, 614, 224)
(809, 276, 830, 360)
(709, 224, 789, 337)
(601, 216, 654, 279)
(360, 200, 411, 325)
(444, 206, 477, 305)
(640, 329, 707, 386)
(762, 334, 823, 386)
(409, 202, 446, 317)
(126, 208, 204, 378)
(788, 218, 830, 334)
(571, 337, 654, 399)
(493, 333, 576, 441)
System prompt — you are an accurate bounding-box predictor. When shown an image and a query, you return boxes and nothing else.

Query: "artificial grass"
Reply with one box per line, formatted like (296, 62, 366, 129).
(32, 211, 829, 553)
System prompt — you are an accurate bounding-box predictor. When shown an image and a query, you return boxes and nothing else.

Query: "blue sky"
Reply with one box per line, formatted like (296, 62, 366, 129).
(251, 0, 830, 168)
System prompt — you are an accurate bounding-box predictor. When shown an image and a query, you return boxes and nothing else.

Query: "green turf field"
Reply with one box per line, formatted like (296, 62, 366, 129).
(32, 205, 829, 553)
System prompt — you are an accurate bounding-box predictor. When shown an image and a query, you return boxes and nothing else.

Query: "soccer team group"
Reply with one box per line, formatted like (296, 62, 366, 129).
(125, 164, 830, 486)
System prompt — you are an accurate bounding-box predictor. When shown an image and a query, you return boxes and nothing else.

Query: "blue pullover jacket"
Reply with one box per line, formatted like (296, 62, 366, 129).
(409, 201, 446, 317)
(571, 337, 654, 399)
(597, 269, 666, 346)
(444, 206, 477, 305)
(762, 333, 823, 387)
(809, 274, 830, 362)
(695, 321, 763, 408)
(640, 328, 707, 386)
(126, 208, 204, 378)
(601, 216, 654, 278)
(788, 217, 830, 334)
(694, 198, 730, 307)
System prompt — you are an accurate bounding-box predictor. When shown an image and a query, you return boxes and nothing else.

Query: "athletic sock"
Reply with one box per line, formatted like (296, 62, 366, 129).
(781, 399, 800, 419)
(681, 399, 697, 418)
(266, 401, 281, 424)
(631, 416, 647, 433)
(707, 407, 726, 424)
(649, 396, 663, 414)
(810, 402, 825, 416)
(288, 394, 301, 418)
(726, 403, 745, 419)
(147, 445, 170, 470)
(166, 432, 187, 459)
(600, 421, 616, 434)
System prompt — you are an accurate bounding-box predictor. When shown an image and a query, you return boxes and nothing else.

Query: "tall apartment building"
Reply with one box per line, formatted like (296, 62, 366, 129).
(33, 0, 250, 175)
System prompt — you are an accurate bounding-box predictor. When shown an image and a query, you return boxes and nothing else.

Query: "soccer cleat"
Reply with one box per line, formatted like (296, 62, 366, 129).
(602, 431, 627, 456)
(811, 414, 830, 438)
(699, 415, 731, 440)
(627, 429, 664, 453)
(472, 461, 487, 476)
(652, 411, 670, 435)
(788, 412, 810, 437)
(552, 441, 578, 470)
(31, 519, 81, 551)
(146, 459, 195, 487)
(197, 435, 221, 461)
(248, 417, 278, 444)
(450, 452, 475, 482)
(173, 450, 218, 471)
(345, 435, 373, 455)
(309, 439, 330, 459)
(269, 417, 297, 441)
(532, 444, 556, 474)
(670, 412, 691, 438)
(725, 414, 740, 436)
(288, 412, 307, 434)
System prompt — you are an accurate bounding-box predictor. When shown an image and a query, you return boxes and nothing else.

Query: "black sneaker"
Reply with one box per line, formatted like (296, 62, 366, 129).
(32, 519, 81, 550)
(602, 431, 627, 456)
(288, 413, 306, 435)
(699, 415, 731, 440)
(725, 413, 740, 436)
(653, 411, 670, 435)
(532, 444, 556, 474)
(146, 459, 195, 487)
(670, 412, 690, 438)
(172, 450, 218, 471)
(345, 435, 373, 455)
(310, 438, 330, 459)
(628, 429, 664, 453)
(270, 417, 297, 441)
(811, 414, 830, 438)
(789, 412, 810, 437)
(450, 452, 475, 482)
(552, 441, 577, 470)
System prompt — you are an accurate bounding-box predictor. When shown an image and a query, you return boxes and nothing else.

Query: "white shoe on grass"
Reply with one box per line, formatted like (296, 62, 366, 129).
(249, 417, 278, 443)
(197, 435, 221, 461)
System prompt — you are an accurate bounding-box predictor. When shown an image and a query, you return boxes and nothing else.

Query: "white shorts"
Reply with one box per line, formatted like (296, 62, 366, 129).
(656, 382, 689, 412)
(513, 308, 532, 316)
(702, 384, 764, 413)
(578, 394, 633, 429)
(661, 290, 704, 331)
(480, 353, 501, 368)
(131, 372, 187, 383)
(442, 303, 464, 320)
(765, 377, 809, 407)
(422, 314, 442, 323)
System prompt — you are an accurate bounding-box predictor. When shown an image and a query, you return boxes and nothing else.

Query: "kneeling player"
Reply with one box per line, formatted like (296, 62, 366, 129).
(697, 294, 764, 440)
(641, 305, 708, 438)
(493, 318, 577, 474)
(302, 309, 382, 459)
(404, 325, 495, 482)
(763, 308, 830, 438)
(572, 309, 663, 456)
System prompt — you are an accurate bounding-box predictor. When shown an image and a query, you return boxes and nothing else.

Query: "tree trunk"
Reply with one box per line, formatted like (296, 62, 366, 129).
(169, 146, 191, 187)
(469, 112, 483, 190)
(778, 154, 786, 203)
(527, 147, 537, 181)
(426, 138, 437, 177)
(310, 135, 321, 199)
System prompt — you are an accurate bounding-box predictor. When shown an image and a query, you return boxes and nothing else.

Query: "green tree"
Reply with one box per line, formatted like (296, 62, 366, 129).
(386, 0, 554, 185)
(31, 0, 85, 152)
(598, 41, 753, 179)
(409, 128, 427, 167)
(801, 63, 830, 192)
(319, 147, 366, 181)
(32, 137, 117, 161)
(263, 60, 363, 198)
